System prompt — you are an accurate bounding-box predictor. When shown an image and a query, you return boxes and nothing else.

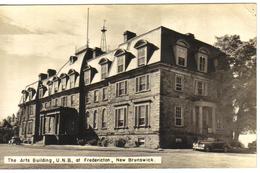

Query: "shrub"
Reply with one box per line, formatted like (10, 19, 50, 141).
(114, 138, 126, 147)
(87, 139, 98, 146)
(77, 139, 86, 146)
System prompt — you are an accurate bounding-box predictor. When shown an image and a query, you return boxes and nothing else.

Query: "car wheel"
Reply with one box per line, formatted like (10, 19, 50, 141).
(224, 146, 228, 153)
(205, 147, 211, 152)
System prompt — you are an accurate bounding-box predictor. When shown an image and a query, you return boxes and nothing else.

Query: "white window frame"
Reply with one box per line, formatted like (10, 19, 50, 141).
(175, 45, 188, 67)
(197, 53, 208, 73)
(94, 90, 99, 102)
(93, 110, 98, 129)
(102, 87, 108, 101)
(136, 74, 150, 93)
(116, 80, 128, 97)
(101, 64, 108, 79)
(61, 96, 67, 107)
(84, 70, 91, 85)
(117, 55, 125, 73)
(115, 106, 127, 129)
(69, 75, 75, 89)
(61, 78, 67, 90)
(137, 47, 147, 67)
(54, 81, 59, 93)
(39, 88, 44, 98)
(101, 109, 107, 129)
(134, 103, 150, 128)
(175, 74, 184, 92)
(175, 106, 184, 127)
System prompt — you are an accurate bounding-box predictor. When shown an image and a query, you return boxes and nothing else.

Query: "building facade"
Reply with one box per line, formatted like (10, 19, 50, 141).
(17, 26, 232, 148)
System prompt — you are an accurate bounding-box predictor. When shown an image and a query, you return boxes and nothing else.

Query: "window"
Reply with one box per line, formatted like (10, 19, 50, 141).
(175, 106, 184, 126)
(39, 88, 44, 98)
(135, 104, 149, 128)
(101, 109, 107, 129)
(28, 105, 34, 115)
(85, 112, 90, 129)
(195, 80, 208, 96)
(27, 121, 33, 134)
(22, 122, 26, 134)
(61, 78, 67, 90)
(54, 81, 59, 93)
(197, 50, 208, 73)
(29, 92, 33, 100)
(117, 55, 125, 73)
(137, 138, 145, 147)
(54, 98, 58, 107)
(116, 80, 128, 96)
(175, 45, 188, 67)
(61, 96, 67, 107)
(84, 70, 91, 85)
(175, 74, 184, 91)
(101, 64, 108, 79)
(48, 84, 52, 95)
(94, 90, 99, 102)
(85, 94, 90, 104)
(69, 75, 75, 89)
(136, 75, 150, 92)
(137, 47, 146, 66)
(93, 110, 98, 129)
(102, 87, 108, 100)
(71, 95, 75, 106)
(115, 106, 127, 128)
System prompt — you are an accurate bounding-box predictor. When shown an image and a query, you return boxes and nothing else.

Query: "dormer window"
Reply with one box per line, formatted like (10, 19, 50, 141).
(84, 70, 91, 85)
(197, 48, 209, 73)
(60, 73, 68, 91)
(39, 88, 44, 98)
(137, 47, 146, 67)
(174, 40, 189, 67)
(99, 58, 111, 80)
(114, 49, 134, 74)
(68, 69, 78, 89)
(47, 81, 53, 96)
(117, 55, 125, 73)
(61, 77, 67, 90)
(134, 39, 157, 67)
(53, 77, 60, 93)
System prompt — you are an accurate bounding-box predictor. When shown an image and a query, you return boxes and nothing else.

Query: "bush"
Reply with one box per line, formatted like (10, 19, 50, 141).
(77, 139, 86, 146)
(230, 141, 245, 148)
(114, 138, 126, 147)
(87, 139, 98, 146)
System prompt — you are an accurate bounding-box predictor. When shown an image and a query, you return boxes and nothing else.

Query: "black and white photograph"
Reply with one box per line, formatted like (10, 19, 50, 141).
(0, 2, 257, 170)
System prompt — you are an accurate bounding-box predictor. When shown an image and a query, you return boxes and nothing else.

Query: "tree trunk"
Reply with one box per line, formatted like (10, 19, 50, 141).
(233, 111, 241, 142)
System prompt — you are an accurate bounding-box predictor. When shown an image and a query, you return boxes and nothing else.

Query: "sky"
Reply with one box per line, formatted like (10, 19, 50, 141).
(0, 4, 256, 120)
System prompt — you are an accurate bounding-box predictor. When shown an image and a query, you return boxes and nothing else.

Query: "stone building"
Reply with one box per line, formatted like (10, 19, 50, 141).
(17, 26, 232, 148)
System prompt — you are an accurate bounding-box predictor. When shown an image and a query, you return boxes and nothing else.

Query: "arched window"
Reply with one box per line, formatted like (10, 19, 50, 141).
(93, 110, 98, 129)
(174, 40, 189, 67)
(197, 48, 209, 73)
(101, 109, 107, 129)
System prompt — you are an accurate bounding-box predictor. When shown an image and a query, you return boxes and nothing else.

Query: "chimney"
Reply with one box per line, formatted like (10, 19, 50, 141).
(123, 31, 136, 42)
(47, 69, 56, 78)
(93, 47, 104, 58)
(38, 73, 48, 81)
(186, 33, 195, 39)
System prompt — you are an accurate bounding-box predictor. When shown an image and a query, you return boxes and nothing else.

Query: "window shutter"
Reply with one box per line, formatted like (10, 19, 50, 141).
(147, 75, 150, 90)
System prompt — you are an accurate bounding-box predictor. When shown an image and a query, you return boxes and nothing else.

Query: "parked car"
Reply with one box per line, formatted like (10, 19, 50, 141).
(193, 138, 230, 152)
(8, 136, 21, 145)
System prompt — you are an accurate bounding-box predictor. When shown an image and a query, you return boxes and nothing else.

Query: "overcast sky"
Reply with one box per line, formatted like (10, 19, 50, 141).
(0, 4, 256, 120)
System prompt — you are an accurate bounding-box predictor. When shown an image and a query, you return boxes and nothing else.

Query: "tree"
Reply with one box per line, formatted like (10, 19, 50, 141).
(214, 35, 256, 141)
